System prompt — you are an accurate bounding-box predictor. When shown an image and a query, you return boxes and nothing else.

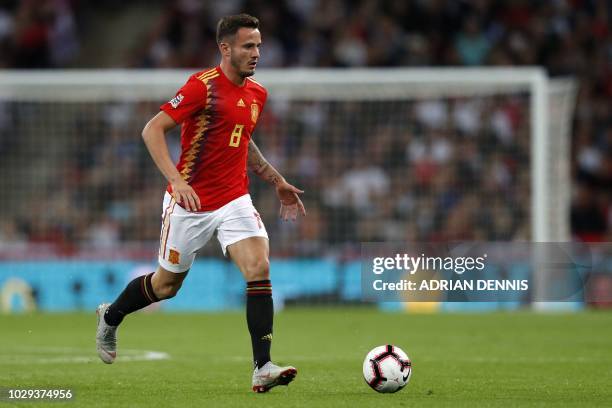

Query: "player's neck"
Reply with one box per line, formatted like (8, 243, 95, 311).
(219, 62, 246, 87)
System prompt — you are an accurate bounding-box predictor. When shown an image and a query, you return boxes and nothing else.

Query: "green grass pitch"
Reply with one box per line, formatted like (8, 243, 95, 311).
(1, 308, 611, 407)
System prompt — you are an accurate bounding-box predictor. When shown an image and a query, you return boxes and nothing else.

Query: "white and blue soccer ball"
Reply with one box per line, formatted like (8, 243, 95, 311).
(363, 344, 412, 393)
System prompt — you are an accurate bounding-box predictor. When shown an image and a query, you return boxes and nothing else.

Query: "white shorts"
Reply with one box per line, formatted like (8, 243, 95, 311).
(158, 192, 268, 273)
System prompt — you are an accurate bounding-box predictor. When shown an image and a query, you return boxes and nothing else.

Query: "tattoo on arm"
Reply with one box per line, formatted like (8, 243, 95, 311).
(247, 139, 266, 173)
(248, 139, 283, 185)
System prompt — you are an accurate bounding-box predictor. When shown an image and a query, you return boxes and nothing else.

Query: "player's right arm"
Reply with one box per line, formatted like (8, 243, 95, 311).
(142, 111, 201, 212)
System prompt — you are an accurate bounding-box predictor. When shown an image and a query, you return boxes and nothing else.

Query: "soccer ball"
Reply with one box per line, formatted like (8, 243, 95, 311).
(363, 345, 412, 393)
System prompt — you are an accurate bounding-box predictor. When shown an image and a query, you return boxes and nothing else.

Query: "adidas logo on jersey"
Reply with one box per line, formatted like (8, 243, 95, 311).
(237, 98, 246, 107)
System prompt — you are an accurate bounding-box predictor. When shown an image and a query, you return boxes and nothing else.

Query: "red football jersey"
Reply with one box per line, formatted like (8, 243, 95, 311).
(160, 66, 267, 211)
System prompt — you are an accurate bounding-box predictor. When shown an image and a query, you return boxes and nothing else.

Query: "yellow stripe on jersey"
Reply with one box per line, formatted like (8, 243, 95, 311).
(197, 70, 219, 83)
(180, 110, 208, 180)
(197, 73, 219, 84)
(197, 68, 216, 78)
(197, 72, 217, 81)
(180, 80, 214, 181)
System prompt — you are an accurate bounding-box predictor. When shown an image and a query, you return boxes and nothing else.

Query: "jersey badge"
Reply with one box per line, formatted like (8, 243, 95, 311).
(169, 94, 184, 109)
(251, 102, 259, 123)
(168, 249, 180, 265)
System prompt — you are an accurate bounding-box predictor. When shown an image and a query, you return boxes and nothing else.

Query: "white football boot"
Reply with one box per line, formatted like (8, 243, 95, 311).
(96, 303, 118, 364)
(252, 361, 297, 393)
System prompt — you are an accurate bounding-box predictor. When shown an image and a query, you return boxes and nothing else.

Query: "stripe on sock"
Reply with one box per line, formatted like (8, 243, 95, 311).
(247, 280, 271, 287)
(142, 273, 159, 303)
(247, 280, 272, 297)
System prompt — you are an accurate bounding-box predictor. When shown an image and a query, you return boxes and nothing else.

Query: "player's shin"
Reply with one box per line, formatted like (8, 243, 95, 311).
(104, 273, 160, 326)
(246, 279, 273, 369)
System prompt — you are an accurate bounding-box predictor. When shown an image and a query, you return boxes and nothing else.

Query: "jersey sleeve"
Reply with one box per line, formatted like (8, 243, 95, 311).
(160, 76, 208, 124)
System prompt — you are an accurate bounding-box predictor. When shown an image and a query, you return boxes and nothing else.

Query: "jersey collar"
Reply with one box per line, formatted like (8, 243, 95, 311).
(216, 66, 248, 89)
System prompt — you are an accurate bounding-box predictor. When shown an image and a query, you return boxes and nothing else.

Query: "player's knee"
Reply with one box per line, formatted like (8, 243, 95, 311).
(244, 258, 270, 281)
(155, 281, 183, 300)
(152, 267, 188, 300)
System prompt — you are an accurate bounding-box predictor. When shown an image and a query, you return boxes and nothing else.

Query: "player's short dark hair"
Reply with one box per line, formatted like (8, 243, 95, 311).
(216, 14, 259, 44)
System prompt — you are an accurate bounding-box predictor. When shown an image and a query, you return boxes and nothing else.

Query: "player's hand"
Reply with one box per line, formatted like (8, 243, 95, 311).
(171, 179, 201, 212)
(275, 180, 306, 221)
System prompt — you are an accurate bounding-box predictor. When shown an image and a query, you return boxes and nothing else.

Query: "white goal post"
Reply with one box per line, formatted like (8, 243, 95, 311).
(0, 68, 576, 243)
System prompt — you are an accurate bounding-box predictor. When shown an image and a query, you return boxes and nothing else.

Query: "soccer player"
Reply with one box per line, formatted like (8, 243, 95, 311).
(95, 13, 305, 393)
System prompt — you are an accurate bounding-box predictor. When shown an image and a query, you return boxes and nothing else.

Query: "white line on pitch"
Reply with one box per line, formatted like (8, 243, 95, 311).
(0, 350, 170, 364)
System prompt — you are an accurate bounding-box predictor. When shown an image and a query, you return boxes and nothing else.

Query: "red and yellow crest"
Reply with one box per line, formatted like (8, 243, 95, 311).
(251, 102, 259, 123)
(168, 249, 180, 265)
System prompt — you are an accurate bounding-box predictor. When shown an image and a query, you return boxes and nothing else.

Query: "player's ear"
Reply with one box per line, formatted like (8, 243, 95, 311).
(219, 41, 231, 57)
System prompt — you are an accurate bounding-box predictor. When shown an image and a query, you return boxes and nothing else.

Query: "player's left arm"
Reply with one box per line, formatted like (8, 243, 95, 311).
(248, 139, 306, 221)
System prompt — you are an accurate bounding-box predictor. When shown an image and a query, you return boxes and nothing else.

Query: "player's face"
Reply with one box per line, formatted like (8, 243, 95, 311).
(229, 28, 261, 78)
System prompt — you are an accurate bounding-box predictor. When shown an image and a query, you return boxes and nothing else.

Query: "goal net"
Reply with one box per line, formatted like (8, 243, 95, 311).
(0, 68, 577, 310)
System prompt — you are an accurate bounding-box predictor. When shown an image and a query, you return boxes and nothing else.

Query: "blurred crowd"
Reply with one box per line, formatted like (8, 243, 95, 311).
(255, 96, 534, 256)
(0, 0, 610, 257)
(0, 96, 533, 258)
(0, 0, 79, 68)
